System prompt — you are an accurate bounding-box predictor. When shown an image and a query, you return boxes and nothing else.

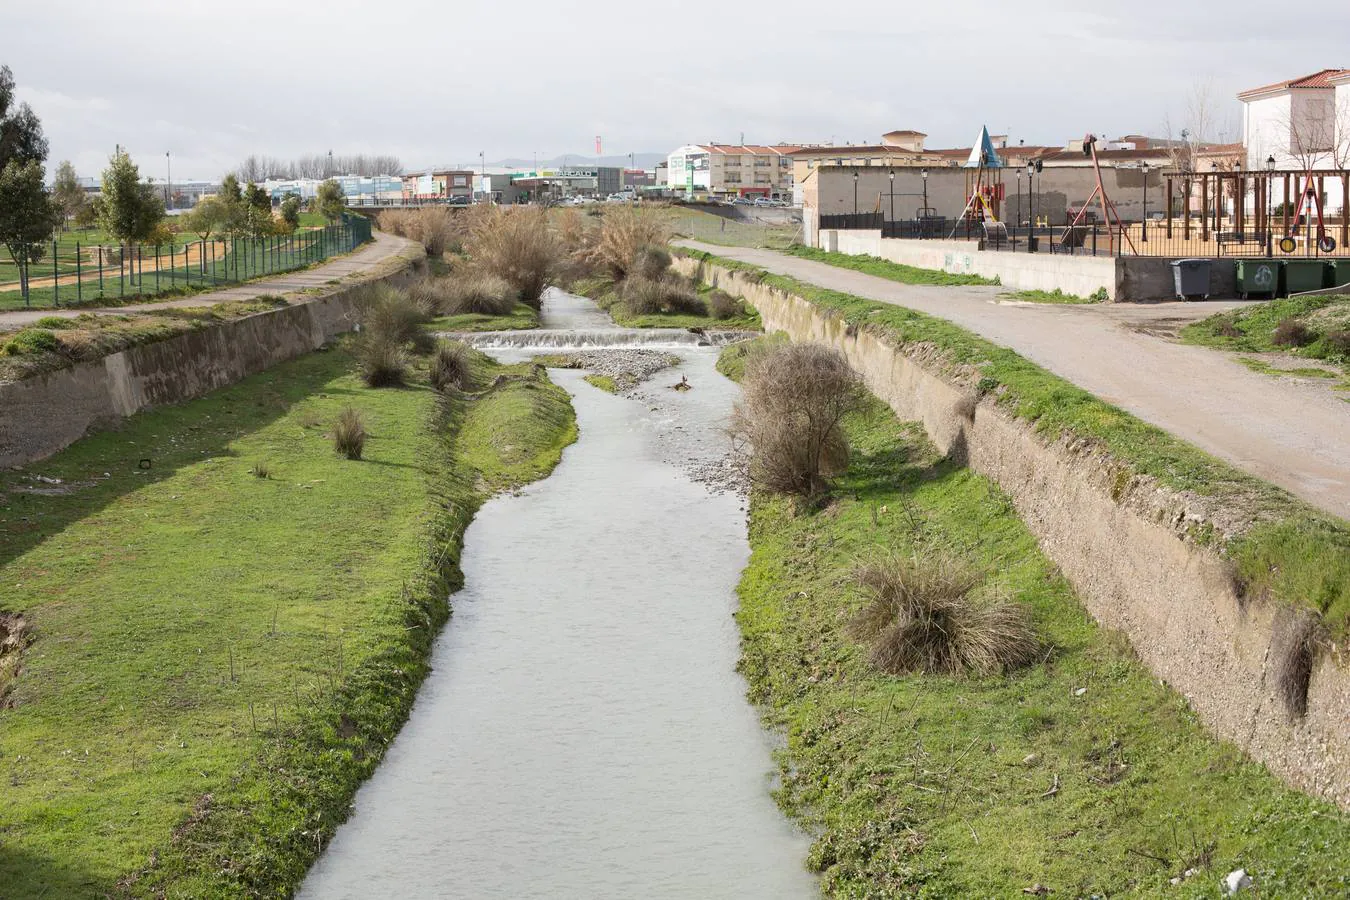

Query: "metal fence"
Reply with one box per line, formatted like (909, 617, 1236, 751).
(1, 220, 370, 310)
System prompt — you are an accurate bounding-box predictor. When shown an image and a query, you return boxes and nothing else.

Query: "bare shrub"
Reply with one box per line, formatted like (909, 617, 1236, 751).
(331, 406, 367, 459)
(357, 337, 407, 387)
(430, 340, 475, 392)
(705, 288, 744, 320)
(357, 283, 433, 353)
(1324, 329, 1350, 357)
(1272, 318, 1315, 347)
(849, 553, 1040, 676)
(587, 206, 670, 281)
(1212, 318, 1242, 339)
(730, 343, 864, 499)
(1271, 607, 1324, 718)
(465, 206, 562, 308)
(411, 207, 456, 257)
(378, 209, 414, 238)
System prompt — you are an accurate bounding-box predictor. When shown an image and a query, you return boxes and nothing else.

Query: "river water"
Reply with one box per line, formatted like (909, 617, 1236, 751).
(298, 290, 813, 898)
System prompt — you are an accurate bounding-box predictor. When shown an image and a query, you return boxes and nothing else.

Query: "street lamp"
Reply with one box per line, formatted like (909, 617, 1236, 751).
(888, 168, 895, 229)
(920, 168, 929, 223)
(1016, 166, 1023, 248)
(165, 151, 171, 209)
(1141, 162, 1150, 242)
(852, 168, 859, 216)
(1211, 161, 1220, 232)
(1266, 154, 1276, 255)
(1026, 161, 1036, 250)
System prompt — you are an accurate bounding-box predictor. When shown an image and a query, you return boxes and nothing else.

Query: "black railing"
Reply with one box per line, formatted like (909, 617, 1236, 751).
(819, 212, 882, 230)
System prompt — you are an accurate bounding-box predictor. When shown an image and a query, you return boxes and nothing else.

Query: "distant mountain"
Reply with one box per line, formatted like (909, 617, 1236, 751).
(489, 153, 667, 170)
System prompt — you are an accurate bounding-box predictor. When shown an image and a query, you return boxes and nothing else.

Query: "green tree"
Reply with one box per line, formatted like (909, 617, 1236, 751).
(0, 65, 48, 171)
(98, 151, 164, 244)
(316, 178, 345, 224)
(279, 193, 301, 232)
(52, 159, 85, 226)
(242, 182, 274, 237)
(0, 159, 61, 305)
(181, 195, 229, 240)
(216, 172, 245, 235)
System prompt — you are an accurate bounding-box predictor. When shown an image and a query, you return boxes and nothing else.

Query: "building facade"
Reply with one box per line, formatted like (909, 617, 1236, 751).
(665, 143, 800, 199)
(401, 170, 475, 201)
(1240, 69, 1350, 171)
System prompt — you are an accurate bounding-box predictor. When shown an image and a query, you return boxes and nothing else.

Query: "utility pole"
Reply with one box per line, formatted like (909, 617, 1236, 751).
(165, 151, 172, 208)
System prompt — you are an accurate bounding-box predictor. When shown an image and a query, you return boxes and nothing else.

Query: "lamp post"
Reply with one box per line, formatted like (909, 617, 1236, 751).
(888, 168, 895, 230)
(1266, 154, 1276, 256)
(1016, 167, 1023, 247)
(1211, 161, 1220, 232)
(165, 151, 171, 209)
(921, 167, 929, 220)
(852, 168, 859, 216)
(1141, 162, 1150, 243)
(1026, 161, 1036, 251)
(479, 151, 485, 204)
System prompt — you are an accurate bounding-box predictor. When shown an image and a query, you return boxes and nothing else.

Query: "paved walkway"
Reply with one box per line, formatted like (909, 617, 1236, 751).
(0, 231, 417, 328)
(683, 241, 1350, 522)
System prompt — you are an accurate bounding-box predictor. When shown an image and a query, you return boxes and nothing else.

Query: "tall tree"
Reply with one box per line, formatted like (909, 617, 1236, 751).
(216, 173, 246, 236)
(0, 160, 60, 305)
(243, 182, 273, 237)
(0, 65, 48, 171)
(279, 193, 301, 232)
(315, 178, 345, 224)
(52, 160, 85, 226)
(181, 195, 229, 240)
(98, 150, 164, 244)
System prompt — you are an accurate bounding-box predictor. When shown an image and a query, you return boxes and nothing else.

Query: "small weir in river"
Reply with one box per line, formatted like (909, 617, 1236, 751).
(299, 289, 813, 898)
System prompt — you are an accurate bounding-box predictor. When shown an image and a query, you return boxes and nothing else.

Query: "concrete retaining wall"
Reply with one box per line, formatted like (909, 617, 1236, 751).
(678, 254, 1350, 810)
(826, 230, 1242, 301)
(0, 245, 423, 468)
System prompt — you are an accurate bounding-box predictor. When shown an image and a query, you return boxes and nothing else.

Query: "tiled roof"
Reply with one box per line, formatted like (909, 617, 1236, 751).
(699, 144, 801, 156)
(1238, 69, 1348, 99)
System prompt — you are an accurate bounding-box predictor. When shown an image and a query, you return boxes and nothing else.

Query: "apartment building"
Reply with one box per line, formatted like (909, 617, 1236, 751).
(665, 143, 800, 199)
(1239, 68, 1350, 171)
(400, 169, 475, 201)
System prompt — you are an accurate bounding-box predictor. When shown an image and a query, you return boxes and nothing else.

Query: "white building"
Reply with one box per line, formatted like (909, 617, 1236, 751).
(665, 143, 800, 199)
(1240, 68, 1350, 171)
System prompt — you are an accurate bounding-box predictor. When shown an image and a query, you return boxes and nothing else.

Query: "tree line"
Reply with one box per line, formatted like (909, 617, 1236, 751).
(234, 153, 402, 182)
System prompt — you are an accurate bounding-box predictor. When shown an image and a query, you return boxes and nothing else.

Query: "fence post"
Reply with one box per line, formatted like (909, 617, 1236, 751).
(98, 246, 104, 296)
(119, 245, 125, 298)
(155, 245, 161, 292)
(76, 242, 82, 303)
(53, 238, 59, 307)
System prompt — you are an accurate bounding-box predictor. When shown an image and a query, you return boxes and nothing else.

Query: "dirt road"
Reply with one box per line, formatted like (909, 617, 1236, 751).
(682, 241, 1350, 522)
(0, 231, 415, 328)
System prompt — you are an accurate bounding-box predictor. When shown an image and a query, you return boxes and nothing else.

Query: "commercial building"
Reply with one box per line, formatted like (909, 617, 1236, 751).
(263, 175, 402, 204)
(665, 143, 800, 199)
(508, 166, 622, 202)
(400, 169, 474, 201)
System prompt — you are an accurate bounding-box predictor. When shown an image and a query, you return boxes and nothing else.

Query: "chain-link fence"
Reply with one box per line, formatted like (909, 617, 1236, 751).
(1, 220, 369, 311)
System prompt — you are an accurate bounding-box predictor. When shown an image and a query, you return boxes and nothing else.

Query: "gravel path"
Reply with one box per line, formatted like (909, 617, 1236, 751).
(681, 240, 1350, 521)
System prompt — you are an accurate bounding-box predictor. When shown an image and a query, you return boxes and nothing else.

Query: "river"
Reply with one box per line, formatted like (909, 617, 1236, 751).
(298, 290, 813, 898)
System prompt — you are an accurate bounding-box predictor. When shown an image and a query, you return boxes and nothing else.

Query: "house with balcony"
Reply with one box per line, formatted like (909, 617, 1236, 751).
(665, 143, 800, 199)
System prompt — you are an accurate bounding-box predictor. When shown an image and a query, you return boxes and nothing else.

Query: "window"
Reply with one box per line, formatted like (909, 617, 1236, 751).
(754, 157, 771, 166)
(724, 172, 742, 183)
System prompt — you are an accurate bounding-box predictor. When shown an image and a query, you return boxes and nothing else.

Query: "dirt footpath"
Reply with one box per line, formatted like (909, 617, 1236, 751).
(681, 241, 1350, 522)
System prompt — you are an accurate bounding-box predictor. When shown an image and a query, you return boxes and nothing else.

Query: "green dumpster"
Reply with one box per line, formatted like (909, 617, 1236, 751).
(1235, 259, 1283, 299)
(1327, 260, 1350, 291)
(1285, 259, 1330, 294)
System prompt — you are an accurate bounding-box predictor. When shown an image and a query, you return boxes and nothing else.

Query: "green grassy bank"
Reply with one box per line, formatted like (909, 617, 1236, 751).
(786, 246, 999, 287)
(682, 248, 1350, 640)
(721, 340, 1350, 896)
(425, 301, 539, 334)
(0, 344, 575, 897)
(1181, 295, 1350, 378)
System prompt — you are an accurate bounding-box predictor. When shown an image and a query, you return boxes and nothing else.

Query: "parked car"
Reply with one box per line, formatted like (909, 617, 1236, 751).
(731, 197, 755, 207)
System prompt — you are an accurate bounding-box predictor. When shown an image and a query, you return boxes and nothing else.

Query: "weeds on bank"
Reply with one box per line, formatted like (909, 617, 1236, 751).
(786, 245, 999, 287)
(1181, 294, 1350, 374)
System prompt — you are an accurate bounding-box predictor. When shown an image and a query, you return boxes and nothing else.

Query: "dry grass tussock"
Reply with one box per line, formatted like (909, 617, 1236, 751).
(380, 207, 460, 257)
(331, 406, 367, 459)
(409, 271, 517, 316)
(464, 206, 562, 308)
(356, 283, 434, 353)
(587, 206, 670, 281)
(730, 342, 864, 499)
(705, 288, 744, 320)
(622, 274, 705, 315)
(849, 552, 1040, 676)
(430, 340, 475, 392)
(356, 337, 407, 387)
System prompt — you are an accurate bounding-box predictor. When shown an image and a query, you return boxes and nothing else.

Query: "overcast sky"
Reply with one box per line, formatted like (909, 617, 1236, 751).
(6, 1, 1349, 181)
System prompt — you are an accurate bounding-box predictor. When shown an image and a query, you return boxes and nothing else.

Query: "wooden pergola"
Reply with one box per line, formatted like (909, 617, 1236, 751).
(1163, 167, 1350, 248)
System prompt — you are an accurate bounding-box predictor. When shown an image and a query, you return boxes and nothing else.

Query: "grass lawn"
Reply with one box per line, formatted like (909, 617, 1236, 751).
(1002, 287, 1104, 304)
(583, 373, 618, 393)
(786, 245, 999, 287)
(0, 343, 575, 897)
(683, 248, 1350, 639)
(658, 206, 800, 250)
(723, 340, 1350, 896)
(1180, 295, 1350, 375)
(425, 302, 539, 333)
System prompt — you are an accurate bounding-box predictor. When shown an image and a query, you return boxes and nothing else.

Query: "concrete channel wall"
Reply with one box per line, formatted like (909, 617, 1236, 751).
(677, 254, 1350, 810)
(824, 229, 1240, 301)
(0, 247, 423, 469)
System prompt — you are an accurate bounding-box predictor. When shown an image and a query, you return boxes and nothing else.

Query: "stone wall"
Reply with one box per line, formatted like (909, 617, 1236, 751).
(0, 244, 423, 468)
(677, 254, 1350, 810)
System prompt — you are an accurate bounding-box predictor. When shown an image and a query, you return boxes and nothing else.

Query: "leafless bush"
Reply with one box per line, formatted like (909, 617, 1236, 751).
(850, 552, 1040, 676)
(1324, 329, 1350, 357)
(430, 340, 475, 392)
(464, 206, 562, 308)
(705, 288, 744, 320)
(1272, 608, 1324, 718)
(587, 206, 670, 280)
(1272, 318, 1315, 347)
(730, 343, 864, 499)
(331, 406, 368, 459)
(413, 207, 457, 257)
(633, 245, 672, 280)
(378, 209, 414, 238)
